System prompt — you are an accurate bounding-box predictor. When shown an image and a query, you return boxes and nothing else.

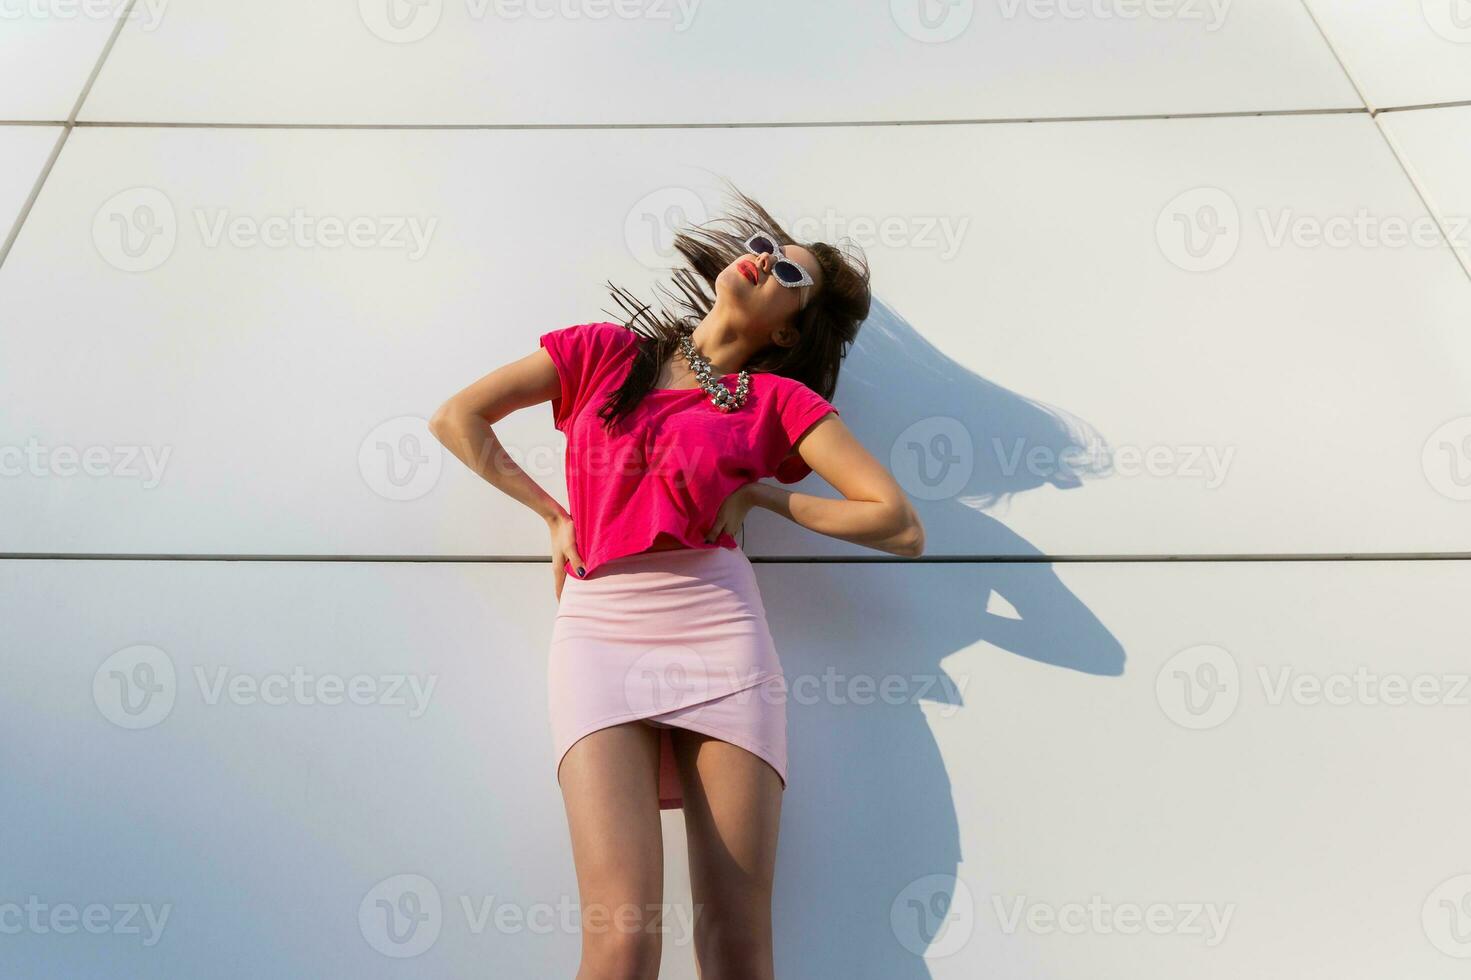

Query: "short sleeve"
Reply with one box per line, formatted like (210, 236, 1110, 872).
(771, 382, 839, 484)
(538, 322, 635, 431)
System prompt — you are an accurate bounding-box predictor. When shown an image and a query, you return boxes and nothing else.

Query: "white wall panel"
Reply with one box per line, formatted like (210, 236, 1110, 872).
(3, 556, 1467, 977)
(76, 0, 1359, 124)
(5, 5, 1462, 980)
(1304, 0, 1471, 109)
(1380, 104, 1471, 272)
(0, 558, 578, 978)
(3, 117, 1468, 558)
(0, 126, 62, 239)
(0, 6, 126, 120)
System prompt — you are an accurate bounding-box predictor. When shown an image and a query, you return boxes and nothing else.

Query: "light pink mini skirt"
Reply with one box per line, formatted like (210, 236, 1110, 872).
(548, 544, 788, 810)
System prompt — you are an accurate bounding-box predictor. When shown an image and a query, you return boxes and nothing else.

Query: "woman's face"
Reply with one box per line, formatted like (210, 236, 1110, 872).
(717, 241, 823, 336)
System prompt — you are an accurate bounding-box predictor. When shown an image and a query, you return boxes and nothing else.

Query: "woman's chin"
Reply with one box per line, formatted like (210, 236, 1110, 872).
(715, 278, 751, 307)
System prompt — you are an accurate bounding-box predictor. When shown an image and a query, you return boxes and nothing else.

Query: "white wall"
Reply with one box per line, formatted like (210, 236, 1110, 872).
(2, 2, 1469, 977)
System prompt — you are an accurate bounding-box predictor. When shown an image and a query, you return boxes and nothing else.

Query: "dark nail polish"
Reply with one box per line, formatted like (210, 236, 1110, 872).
(577, 566, 586, 577)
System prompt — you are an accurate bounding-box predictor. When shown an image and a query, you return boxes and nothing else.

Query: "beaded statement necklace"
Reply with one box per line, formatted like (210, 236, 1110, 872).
(677, 331, 751, 412)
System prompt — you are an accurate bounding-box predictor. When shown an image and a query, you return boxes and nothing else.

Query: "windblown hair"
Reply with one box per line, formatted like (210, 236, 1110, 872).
(594, 179, 871, 431)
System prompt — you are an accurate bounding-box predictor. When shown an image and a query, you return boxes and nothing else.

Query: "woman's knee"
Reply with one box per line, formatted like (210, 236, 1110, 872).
(693, 912, 773, 979)
(580, 916, 662, 978)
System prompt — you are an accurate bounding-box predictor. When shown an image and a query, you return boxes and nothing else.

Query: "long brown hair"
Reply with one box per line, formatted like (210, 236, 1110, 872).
(594, 179, 871, 431)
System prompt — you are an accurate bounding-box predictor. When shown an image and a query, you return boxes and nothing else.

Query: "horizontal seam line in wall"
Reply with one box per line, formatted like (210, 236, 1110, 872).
(1373, 98, 1471, 116)
(16, 104, 1466, 133)
(59, 107, 1373, 130)
(2, 553, 1469, 563)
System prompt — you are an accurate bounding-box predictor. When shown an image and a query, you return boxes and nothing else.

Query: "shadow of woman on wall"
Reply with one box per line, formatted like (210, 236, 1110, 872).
(754, 300, 1125, 977)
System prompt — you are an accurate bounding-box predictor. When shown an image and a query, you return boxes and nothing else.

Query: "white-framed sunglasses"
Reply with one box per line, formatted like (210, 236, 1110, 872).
(743, 230, 816, 291)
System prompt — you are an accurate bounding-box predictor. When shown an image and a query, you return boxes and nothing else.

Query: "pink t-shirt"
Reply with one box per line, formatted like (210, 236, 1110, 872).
(539, 321, 840, 579)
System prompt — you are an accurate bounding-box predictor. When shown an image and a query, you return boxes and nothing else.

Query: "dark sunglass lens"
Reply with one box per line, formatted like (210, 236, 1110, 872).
(773, 260, 805, 284)
(748, 234, 775, 254)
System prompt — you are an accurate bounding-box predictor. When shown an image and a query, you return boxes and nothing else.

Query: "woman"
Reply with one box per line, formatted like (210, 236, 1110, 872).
(430, 186, 925, 978)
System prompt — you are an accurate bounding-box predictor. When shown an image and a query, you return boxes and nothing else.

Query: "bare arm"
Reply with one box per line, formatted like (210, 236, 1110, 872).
(427, 347, 586, 595)
(746, 413, 926, 558)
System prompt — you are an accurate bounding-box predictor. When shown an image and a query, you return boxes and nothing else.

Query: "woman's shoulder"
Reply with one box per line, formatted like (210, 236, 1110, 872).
(550, 320, 640, 347)
(759, 372, 813, 396)
(545, 321, 641, 366)
(760, 372, 833, 408)
(583, 321, 640, 344)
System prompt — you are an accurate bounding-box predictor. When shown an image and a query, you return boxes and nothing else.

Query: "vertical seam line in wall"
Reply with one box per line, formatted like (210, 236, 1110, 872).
(0, 0, 139, 271)
(1297, 0, 1374, 113)
(1371, 112, 1471, 282)
(1296, 0, 1471, 285)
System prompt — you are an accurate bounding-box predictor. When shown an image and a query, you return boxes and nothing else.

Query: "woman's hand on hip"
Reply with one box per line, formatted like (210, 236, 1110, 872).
(548, 512, 585, 600)
(706, 483, 757, 543)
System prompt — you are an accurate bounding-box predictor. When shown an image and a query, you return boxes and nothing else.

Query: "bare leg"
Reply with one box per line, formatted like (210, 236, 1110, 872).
(558, 722, 667, 980)
(670, 730, 783, 980)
